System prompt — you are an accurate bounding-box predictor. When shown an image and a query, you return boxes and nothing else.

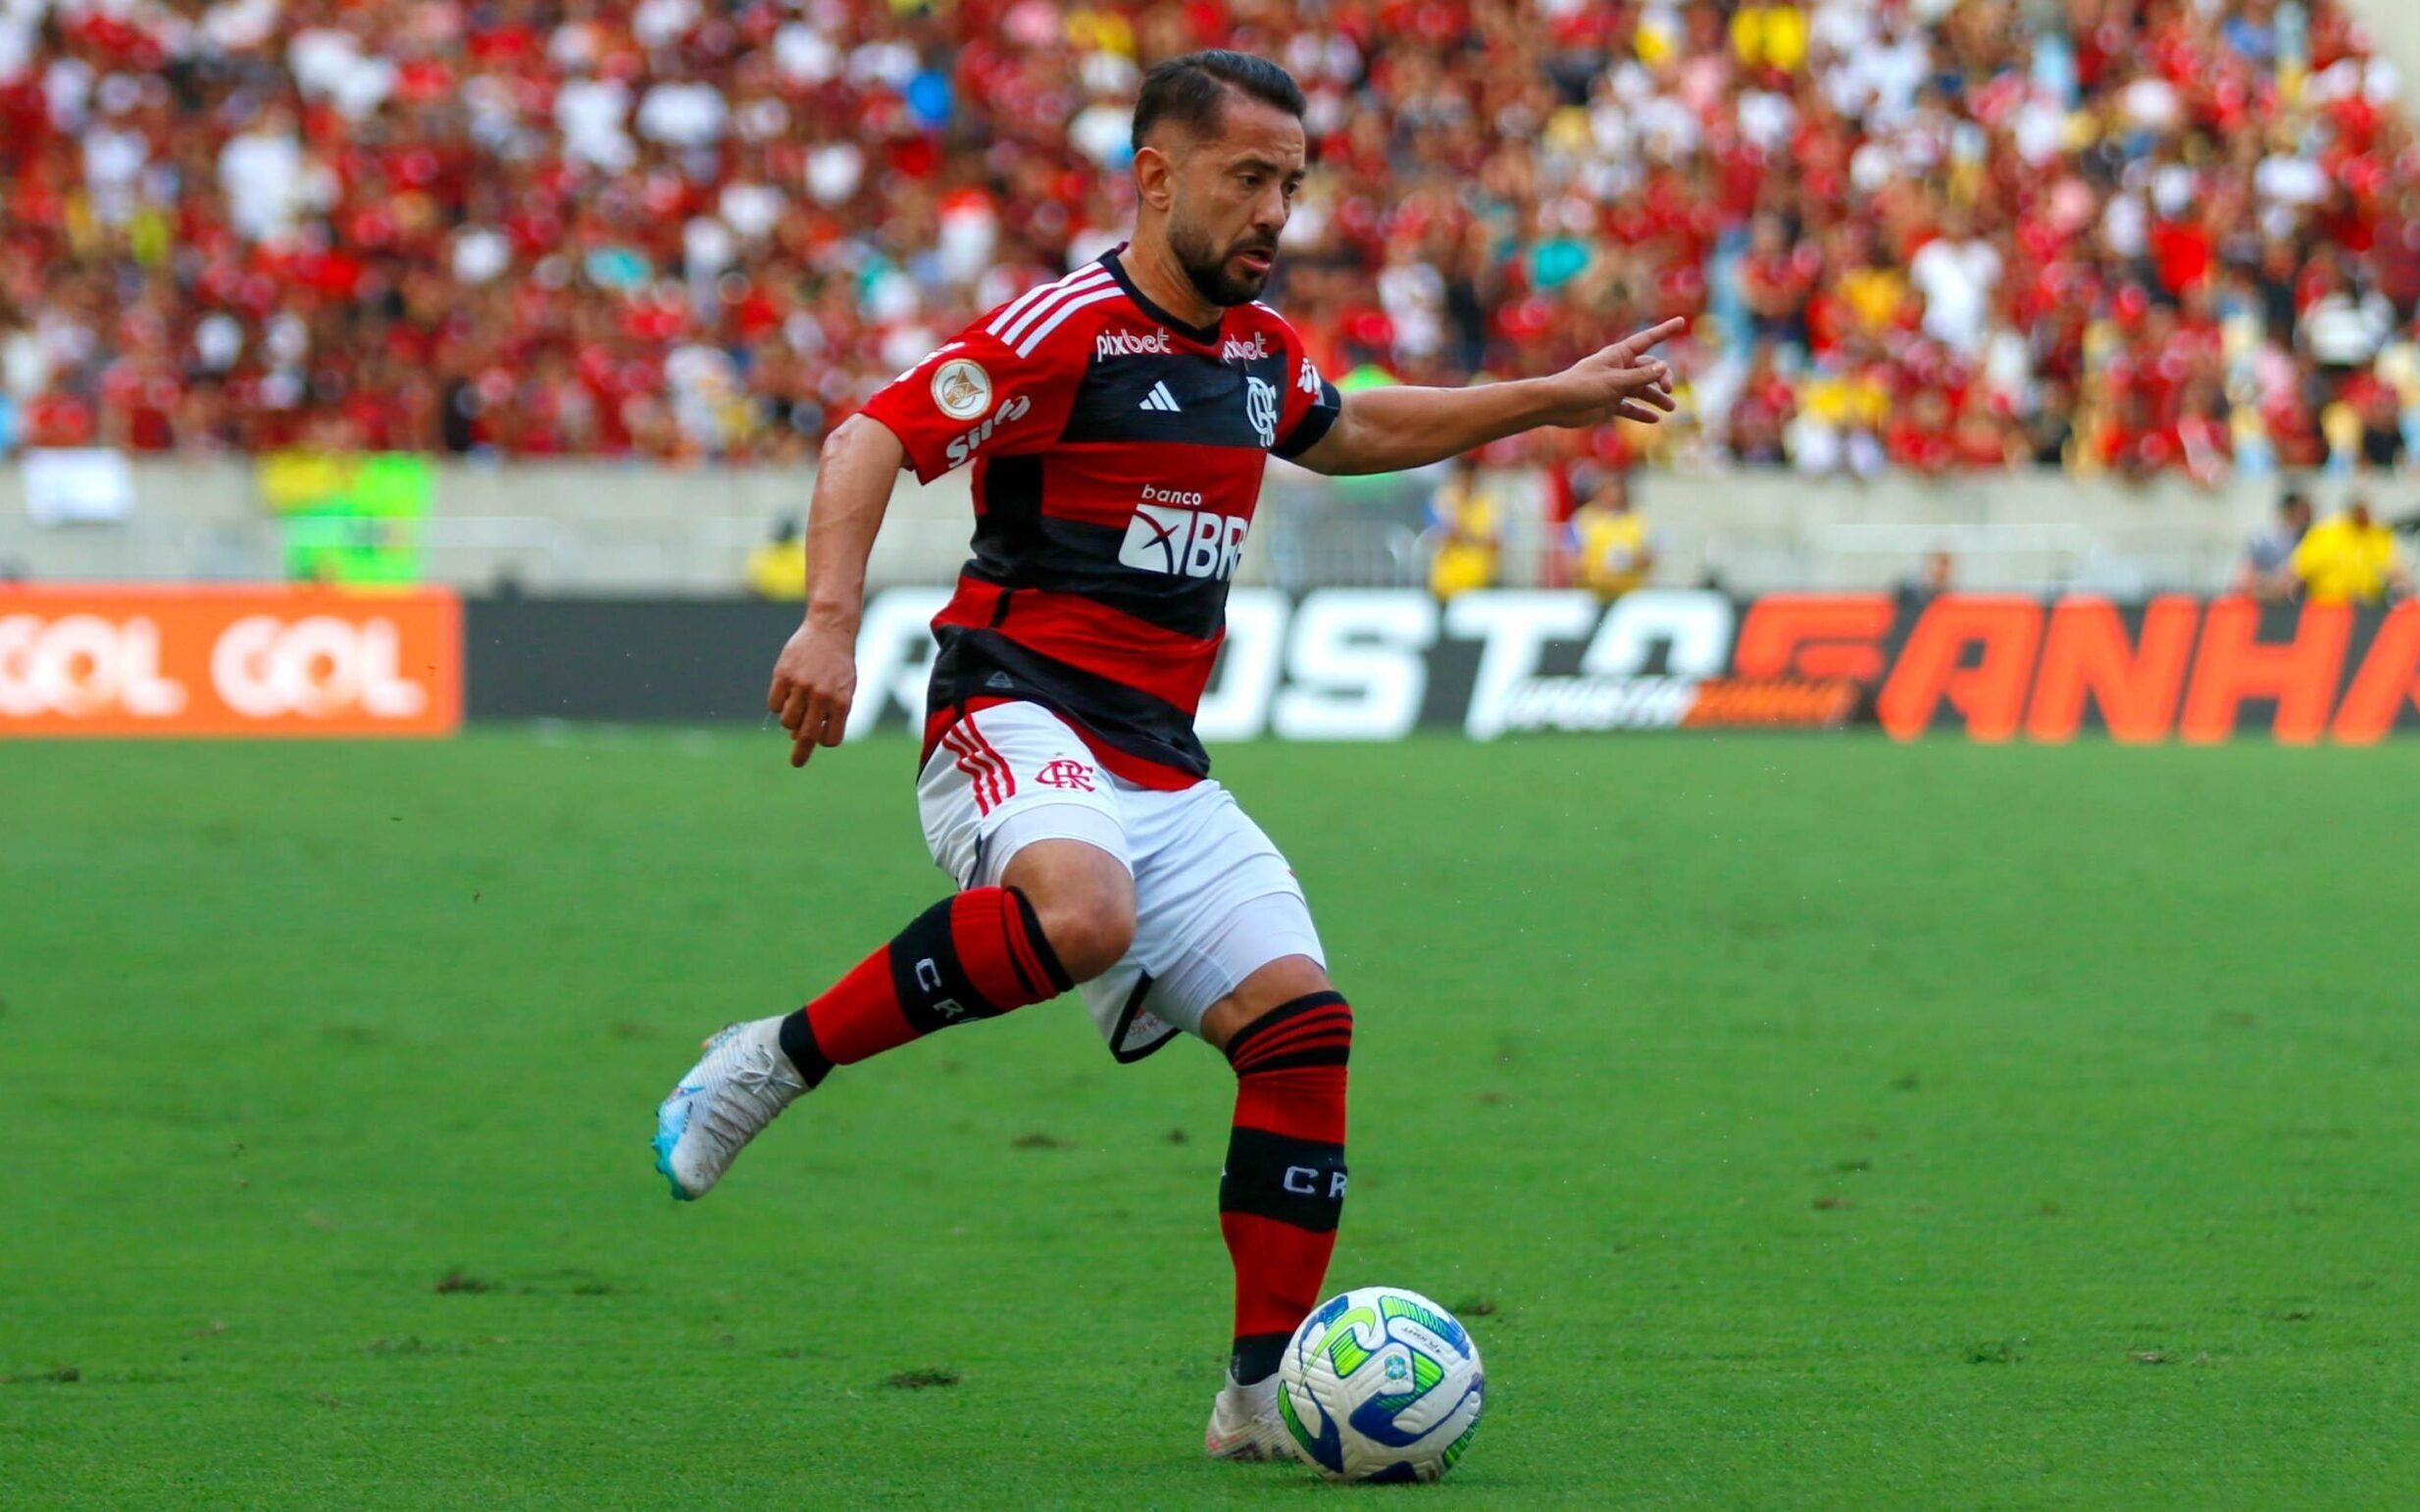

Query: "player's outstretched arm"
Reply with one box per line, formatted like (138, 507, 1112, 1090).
(1290, 317, 1686, 478)
(768, 413, 909, 768)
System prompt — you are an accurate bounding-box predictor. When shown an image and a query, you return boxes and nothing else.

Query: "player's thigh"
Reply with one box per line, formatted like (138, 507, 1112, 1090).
(919, 702, 1132, 891)
(1118, 781, 1328, 1041)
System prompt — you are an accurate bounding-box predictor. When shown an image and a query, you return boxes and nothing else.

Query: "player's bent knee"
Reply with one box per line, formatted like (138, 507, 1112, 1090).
(1032, 899, 1134, 983)
(1201, 955, 1336, 1050)
(1002, 839, 1137, 983)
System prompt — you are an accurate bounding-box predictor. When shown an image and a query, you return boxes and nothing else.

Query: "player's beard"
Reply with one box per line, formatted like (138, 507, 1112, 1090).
(1170, 217, 1275, 307)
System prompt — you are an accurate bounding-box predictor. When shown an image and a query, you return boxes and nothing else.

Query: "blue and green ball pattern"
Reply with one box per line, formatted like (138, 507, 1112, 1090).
(1278, 1286, 1486, 1483)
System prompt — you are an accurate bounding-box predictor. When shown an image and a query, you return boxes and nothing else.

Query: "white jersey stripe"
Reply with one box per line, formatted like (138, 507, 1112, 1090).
(996, 267, 1112, 348)
(985, 266, 1103, 338)
(997, 267, 1114, 348)
(986, 265, 1104, 336)
(1014, 284, 1126, 357)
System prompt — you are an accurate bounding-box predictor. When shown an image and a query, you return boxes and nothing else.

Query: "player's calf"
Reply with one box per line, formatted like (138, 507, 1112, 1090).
(774, 883, 1076, 1081)
(654, 883, 1075, 1200)
(1218, 987, 1352, 1387)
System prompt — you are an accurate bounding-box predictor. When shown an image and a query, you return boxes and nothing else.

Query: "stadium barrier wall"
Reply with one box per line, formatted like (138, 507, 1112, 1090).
(10, 586, 2417, 742)
(2, 455, 2298, 596)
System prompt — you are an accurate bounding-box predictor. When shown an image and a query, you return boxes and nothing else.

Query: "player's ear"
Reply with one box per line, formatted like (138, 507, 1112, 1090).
(1134, 141, 1178, 213)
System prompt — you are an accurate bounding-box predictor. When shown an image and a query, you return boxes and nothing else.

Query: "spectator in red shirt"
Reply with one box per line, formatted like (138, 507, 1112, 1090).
(1738, 212, 1819, 350)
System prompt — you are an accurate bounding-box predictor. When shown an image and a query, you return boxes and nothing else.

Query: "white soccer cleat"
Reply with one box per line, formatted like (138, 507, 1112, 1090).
(1204, 1371, 1288, 1462)
(652, 1017, 806, 1201)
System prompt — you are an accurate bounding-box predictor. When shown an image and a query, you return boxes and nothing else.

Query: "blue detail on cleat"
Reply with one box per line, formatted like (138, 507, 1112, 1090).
(654, 1091, 697, 1200)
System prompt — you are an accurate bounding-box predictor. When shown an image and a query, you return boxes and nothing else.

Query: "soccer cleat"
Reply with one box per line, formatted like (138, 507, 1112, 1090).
(653, 1017, 806, 1200)
(1204, 1371, 1288, 1462)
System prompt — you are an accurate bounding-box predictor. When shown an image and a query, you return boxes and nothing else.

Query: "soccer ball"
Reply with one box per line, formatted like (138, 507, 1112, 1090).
(1276, 1285, 1485, 1483)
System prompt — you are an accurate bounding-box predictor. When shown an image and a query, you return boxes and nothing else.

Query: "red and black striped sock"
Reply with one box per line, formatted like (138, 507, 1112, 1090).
(1219, 990, 1353, 1385)
(776, 886, 1071, 1084)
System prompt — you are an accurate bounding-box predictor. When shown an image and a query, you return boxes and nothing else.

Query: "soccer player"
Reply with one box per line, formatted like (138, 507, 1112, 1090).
(653, 49, 1680, 1459)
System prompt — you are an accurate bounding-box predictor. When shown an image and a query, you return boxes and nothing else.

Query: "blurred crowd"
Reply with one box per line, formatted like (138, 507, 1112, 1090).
(4, 0, 2419, 482)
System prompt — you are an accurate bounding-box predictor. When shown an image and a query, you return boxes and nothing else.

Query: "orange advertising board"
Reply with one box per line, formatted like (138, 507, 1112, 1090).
(0, 585, 460, 737)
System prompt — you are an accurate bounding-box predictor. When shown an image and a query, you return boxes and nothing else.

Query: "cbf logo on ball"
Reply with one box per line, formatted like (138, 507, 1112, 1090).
(1117, 485, 1247, 580)
(1246, 375, 1279, 447)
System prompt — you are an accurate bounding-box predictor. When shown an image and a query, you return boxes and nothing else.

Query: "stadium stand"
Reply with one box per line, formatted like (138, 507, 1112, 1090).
(1, 0, 2414, 482)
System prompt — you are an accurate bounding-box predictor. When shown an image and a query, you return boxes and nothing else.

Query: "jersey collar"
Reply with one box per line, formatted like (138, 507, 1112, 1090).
(1100, 244, 1224, 347)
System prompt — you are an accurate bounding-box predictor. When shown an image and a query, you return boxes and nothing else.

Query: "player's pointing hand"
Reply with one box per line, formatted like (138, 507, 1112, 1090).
(1538, 316, 1687, 428)
(767, 620, 857, 768)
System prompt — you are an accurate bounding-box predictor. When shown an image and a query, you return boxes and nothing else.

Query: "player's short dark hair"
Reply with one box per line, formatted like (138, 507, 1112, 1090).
(1131, 50, 1305, 153)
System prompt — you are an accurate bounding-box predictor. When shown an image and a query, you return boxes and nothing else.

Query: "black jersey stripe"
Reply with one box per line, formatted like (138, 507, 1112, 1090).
(928, 627, 1211, 779)
(959, 527, 1231, 640)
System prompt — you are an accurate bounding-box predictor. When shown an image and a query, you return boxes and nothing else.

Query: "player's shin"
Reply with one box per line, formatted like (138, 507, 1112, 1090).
(776, 885, 1073, 1082)
(1218, 991, 1353, 1386)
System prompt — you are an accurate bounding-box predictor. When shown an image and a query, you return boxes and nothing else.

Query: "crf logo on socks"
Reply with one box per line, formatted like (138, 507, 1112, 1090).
(1284, 1166, 1349, 1198)
(1034, 758, 1096, 791)
(1118, 488, 1248, 580)
(913, 958, 968, 1023)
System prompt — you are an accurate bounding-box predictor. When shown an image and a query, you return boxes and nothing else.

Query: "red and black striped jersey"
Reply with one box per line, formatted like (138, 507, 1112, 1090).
(860, 245, 1342, 789)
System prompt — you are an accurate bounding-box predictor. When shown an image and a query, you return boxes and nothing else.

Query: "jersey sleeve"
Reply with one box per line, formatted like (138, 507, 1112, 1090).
(858, 322, 1082, 483)
(1268, 315, 1343, 461)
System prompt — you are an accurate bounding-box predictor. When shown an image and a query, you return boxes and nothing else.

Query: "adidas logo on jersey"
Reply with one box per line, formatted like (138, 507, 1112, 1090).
(1096, 328, 1173, 359)
(1136, 381, 1183, 413)
(1117, 489, 1247, 580)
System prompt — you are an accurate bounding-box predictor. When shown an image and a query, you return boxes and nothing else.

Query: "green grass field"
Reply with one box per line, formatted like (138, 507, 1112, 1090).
(5, 730, 2417, 1508)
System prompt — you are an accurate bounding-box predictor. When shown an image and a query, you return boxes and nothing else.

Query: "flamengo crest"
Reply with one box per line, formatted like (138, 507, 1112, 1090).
(1246, 376, 1279, 447)
(1034, 759, 1097, 791)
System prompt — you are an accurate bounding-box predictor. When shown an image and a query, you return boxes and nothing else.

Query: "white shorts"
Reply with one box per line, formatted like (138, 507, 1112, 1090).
(918, 701, 1324, 1062)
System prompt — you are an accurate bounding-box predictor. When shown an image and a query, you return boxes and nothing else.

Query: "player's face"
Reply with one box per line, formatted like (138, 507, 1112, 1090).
(1167, 100, 1306, 307)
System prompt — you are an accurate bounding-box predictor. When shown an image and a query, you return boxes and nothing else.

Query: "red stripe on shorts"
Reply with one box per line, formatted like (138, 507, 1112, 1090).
(963, 712, 1017, 807)
(941, 726, 996, 815)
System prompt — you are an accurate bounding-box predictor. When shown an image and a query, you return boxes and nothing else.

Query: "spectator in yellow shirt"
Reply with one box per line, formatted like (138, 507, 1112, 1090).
(2291, 499, 2411, 604)
(1731, 3, 1808, 73)
(745, 517, 808, 600)
(1426, 456, 1500, 601)
(1568, 471, 1657, 600)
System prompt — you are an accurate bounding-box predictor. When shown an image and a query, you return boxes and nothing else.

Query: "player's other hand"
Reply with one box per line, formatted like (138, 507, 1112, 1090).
(1538, 317, 1687, 428)
(767, 620, 857, 768)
